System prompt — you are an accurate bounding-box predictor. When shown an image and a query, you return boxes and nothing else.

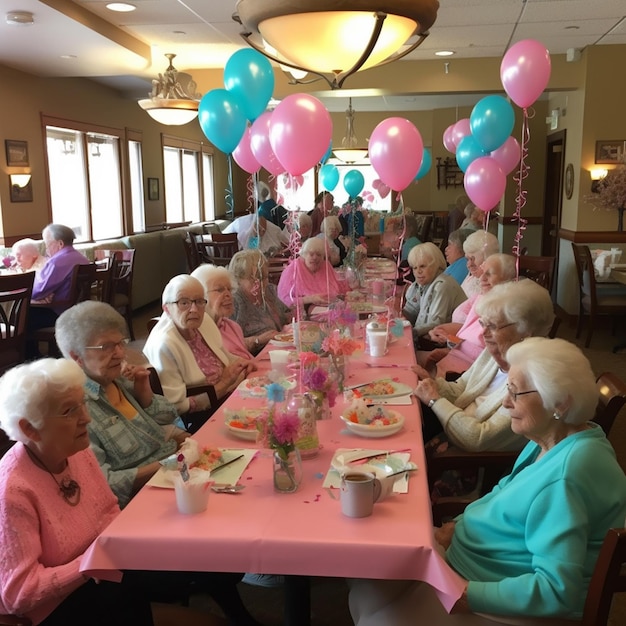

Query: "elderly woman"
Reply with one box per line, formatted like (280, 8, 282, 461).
(55, 301, 187, 508)
(230, 249, 291, 355)
(277, 237, 345, 309)
(143, 275, 252, 415)
(317, 215, 348, 267)
(402, 242, 467, 342)
(399, 214, 422, 262)
(461, 230, 499, 299)
(191, 264, 253, 361)
(350, 337, 626, 625)
(295, 212, 313, 244)
(413, 279, 554, 449)
(422, 253, 517, 377)
(309, 190, 334, 237)
(442, 228, 473, 285)
(7, 238, 46, 273)
(0, 358, 266, 626)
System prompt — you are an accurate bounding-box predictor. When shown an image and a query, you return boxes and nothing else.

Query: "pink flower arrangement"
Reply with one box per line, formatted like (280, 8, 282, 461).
(321, 329, 360, 357)
(587, 156, 626, 212)
(256, 393, 300, 460)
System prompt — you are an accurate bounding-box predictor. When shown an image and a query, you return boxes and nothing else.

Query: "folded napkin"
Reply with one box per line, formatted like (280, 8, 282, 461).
(365, 395, 413, 406)
(322, 448, 416, 494)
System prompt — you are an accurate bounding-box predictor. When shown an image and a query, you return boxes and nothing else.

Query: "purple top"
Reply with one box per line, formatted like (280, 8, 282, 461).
(32, 246, 90, 312)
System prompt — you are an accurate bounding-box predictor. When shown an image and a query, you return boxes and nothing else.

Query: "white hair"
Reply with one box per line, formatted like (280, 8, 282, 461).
(191, 264, 235, 298)
(407, 242, 447, 273)
(11, 238, 41, 257)
(463, 230, 500, 262)
(300, 237, 326, 258)
(161, 274, 204, 305)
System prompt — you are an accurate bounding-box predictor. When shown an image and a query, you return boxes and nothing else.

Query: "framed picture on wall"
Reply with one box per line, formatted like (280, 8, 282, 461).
(147, 177, 159, 201)
(5, 140, 29, 167)
(595, 140, 625, 164)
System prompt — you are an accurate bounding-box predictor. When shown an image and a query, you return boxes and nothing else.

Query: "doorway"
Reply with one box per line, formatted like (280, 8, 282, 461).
(542, 131, 566, 257)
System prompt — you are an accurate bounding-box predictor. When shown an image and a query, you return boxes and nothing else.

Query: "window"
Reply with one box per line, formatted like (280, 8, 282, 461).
(128, 139, 145, 233)
(44, 118, 124, 242)
(162, 137, 214, 223)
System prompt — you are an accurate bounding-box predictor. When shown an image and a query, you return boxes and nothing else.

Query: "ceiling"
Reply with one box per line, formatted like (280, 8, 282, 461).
(0, 0, 625, 112)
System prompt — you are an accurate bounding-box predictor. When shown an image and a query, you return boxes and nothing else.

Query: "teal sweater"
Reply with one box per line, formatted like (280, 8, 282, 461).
(447, 424, 626, 618)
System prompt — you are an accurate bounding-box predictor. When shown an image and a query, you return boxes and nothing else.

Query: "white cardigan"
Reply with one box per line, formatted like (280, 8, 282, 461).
(143, 313, 233, 414)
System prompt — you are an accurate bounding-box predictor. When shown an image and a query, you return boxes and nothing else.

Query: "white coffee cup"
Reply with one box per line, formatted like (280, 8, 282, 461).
(367, 329, 388, 357)
(269, 349, 290, 376)
(173, 475, 210, 515)
(340, 471, 383, 518)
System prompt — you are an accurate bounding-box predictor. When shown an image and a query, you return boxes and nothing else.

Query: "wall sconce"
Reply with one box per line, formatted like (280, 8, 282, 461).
(10, 173, 31, 188)
(590, 168, 608, 193)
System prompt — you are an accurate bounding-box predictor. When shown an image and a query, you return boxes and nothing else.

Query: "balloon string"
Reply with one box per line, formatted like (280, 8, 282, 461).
(391, 197, 407, 313)
(512, 107, 531, 278)
(225, 155, 234, 219)
(246, 174, 255, 213)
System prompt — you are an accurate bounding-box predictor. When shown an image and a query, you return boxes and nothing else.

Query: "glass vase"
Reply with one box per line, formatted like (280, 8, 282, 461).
(308, 390, 330, 420)
(288, 392, 320, 459)
(272, 448, 302, 493)
(329, 355, 349, 392)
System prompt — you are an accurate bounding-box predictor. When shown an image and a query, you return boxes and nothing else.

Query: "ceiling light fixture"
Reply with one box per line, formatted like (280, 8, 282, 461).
(106, 3, 137, 12)
(6, 11, 34, 26)
(333, 98, 368, 163)
(233, 0, 439, 90)
(435, 50, 455, 56)
(138, 54, 201, 126)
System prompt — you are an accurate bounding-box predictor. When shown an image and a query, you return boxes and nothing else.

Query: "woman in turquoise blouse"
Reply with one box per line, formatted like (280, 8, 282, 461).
(349, 337, 626, 625)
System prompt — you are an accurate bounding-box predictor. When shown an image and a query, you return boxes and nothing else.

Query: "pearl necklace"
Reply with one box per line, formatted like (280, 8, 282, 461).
(25, 447, 81, 506)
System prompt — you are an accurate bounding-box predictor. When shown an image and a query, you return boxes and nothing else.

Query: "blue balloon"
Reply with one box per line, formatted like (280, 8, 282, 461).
(456, 135, 487, 172)
(320, 141, 333, 165)
(343, 169, 365, 198)
(224, 49, 275, 123)
(320, 163, 339, 191)
(415, 147, 432, 180)
(198, 89, 247, 155)
(470, 95, 515, 153)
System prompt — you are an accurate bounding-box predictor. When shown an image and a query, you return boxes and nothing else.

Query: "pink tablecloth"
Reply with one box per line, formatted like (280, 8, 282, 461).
(81, 328, 465, 610)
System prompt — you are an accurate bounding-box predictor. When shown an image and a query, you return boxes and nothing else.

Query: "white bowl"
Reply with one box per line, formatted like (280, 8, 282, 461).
(224, 409, 264, 441)
(339, 409, 405, 438)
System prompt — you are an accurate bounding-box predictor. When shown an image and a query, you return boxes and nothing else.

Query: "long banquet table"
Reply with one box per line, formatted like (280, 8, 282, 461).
(81, 325, 465, 623)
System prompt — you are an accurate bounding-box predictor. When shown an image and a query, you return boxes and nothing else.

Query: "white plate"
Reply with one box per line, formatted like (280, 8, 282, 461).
(351, 380, 413, 399)
(331, 449, 410, 475)
(236, 375, 297, 398)
(224, 408, 264, 441)
(340, 409, 405, 438)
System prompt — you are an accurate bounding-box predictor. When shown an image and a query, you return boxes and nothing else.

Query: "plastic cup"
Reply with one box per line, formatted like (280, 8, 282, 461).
(367, 329, 388, 357)
(173, 475, 210, 515)
(340, 472, 383, 518)
(269, 349, 290, 376)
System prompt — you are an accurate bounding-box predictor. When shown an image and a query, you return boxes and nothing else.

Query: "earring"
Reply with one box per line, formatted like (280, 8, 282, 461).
(553, 412, 560, 420)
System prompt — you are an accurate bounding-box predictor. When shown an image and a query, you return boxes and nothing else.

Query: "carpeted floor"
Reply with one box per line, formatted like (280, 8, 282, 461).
(132, 305, 626, 625)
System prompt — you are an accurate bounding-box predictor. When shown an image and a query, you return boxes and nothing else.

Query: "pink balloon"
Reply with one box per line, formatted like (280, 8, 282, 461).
(443, 124, 457, 153)
(369, 118, 424, 192)
(464, 157, 507, 212)
(452, 118, 471, 149)
(232, 127, 260, 174)
(500, 39, 551, 109)
(250, 111, 284, 176)
(269, 94, 332, 176)
(490, 136, 521, 175)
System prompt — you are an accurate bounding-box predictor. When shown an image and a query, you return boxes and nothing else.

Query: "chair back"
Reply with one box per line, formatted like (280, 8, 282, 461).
(572, 243, 595, 303)
(518, 255, 556, 292)
(582, 527, 626, 626)
(183, 233, 201, 271)
(197, 234, 238, 267)
(0, 272, 35, 374)
(594, 372, 626, 436)
(210, 232, 239, 246)
(74, 263, 99, 304)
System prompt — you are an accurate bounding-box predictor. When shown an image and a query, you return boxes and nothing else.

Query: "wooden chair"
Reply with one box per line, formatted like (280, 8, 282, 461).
(210, 232, 239, 246)
(582, 527, 626, 626)
(183, 233, 201, 271)
(0, 272, 34, 375)
(147, 367, 224, 434)
(518, 254, 556, 292)
(101, 250, 136, 339)
(571, 243, 626, 348)
(197, 234, 238, 267)
(267, 256, 290, 286)
(429, 370, 626, 525)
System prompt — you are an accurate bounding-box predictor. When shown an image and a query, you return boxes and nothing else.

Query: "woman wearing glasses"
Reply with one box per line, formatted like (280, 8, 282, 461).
(55, 300, 188, 508)
(413, 279, 554, 450)
(143, 275, 254, 414)
(191, 264, 253, 360)
(350, 338, 626, 625)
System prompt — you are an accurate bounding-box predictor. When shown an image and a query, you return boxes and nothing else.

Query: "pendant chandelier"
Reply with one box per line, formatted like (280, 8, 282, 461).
(333, 98, 368, 163)
(233, 0, 439, 90)
(138, 54, 201, 126)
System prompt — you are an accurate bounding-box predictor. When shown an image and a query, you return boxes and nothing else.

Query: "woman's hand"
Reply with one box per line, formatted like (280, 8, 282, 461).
(429, 327, 449, 344)
(411, 364, 433, 381)
(414, 378, 440, 405)
(428, 348, 450, 364)
(215, 360, 248, 397)
(434, 521, 457, 550)
(303, 293, 329, 306)
(121, 363, 153, 408)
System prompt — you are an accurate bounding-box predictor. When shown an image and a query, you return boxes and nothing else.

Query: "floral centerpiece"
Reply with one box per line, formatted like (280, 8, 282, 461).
(321, 328, 361, 392)
(299, 351, 338, 419)
(257, 384, 302, 493)
(586, 156, 626, 231)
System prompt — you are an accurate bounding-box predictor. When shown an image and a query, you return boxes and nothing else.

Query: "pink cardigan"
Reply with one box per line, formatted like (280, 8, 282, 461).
(0, 445, 119, 624)
(277, 256, 344, 306)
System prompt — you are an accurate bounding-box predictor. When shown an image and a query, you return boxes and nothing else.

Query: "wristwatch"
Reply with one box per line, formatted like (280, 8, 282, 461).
(428, 398, 437, 409)
(255, 337, 259, 346)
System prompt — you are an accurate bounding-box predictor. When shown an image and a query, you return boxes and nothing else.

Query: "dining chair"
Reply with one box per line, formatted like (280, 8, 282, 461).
(197, 234, 238, 267)
(0, 272, 35, 375)
(147, 366, 224, 434)
(429, 370, 626, 525)
(99, 250, 136, 340)
(582, 527, 626, 626)
(183, 233, 201, 272)
(210, 231, 239, 247)
(518, 254, 556, 292)
(571, 243, 626, 348)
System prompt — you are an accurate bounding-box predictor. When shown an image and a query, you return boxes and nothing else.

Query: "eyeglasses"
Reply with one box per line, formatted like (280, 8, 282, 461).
(52, 399, 88, 420)
(478, 320, 516, 334)
(167, 298, 207, 310)
(506, 384, 539, 402)
(84, 338, 130, 354)
(208, 286, 233, 295)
